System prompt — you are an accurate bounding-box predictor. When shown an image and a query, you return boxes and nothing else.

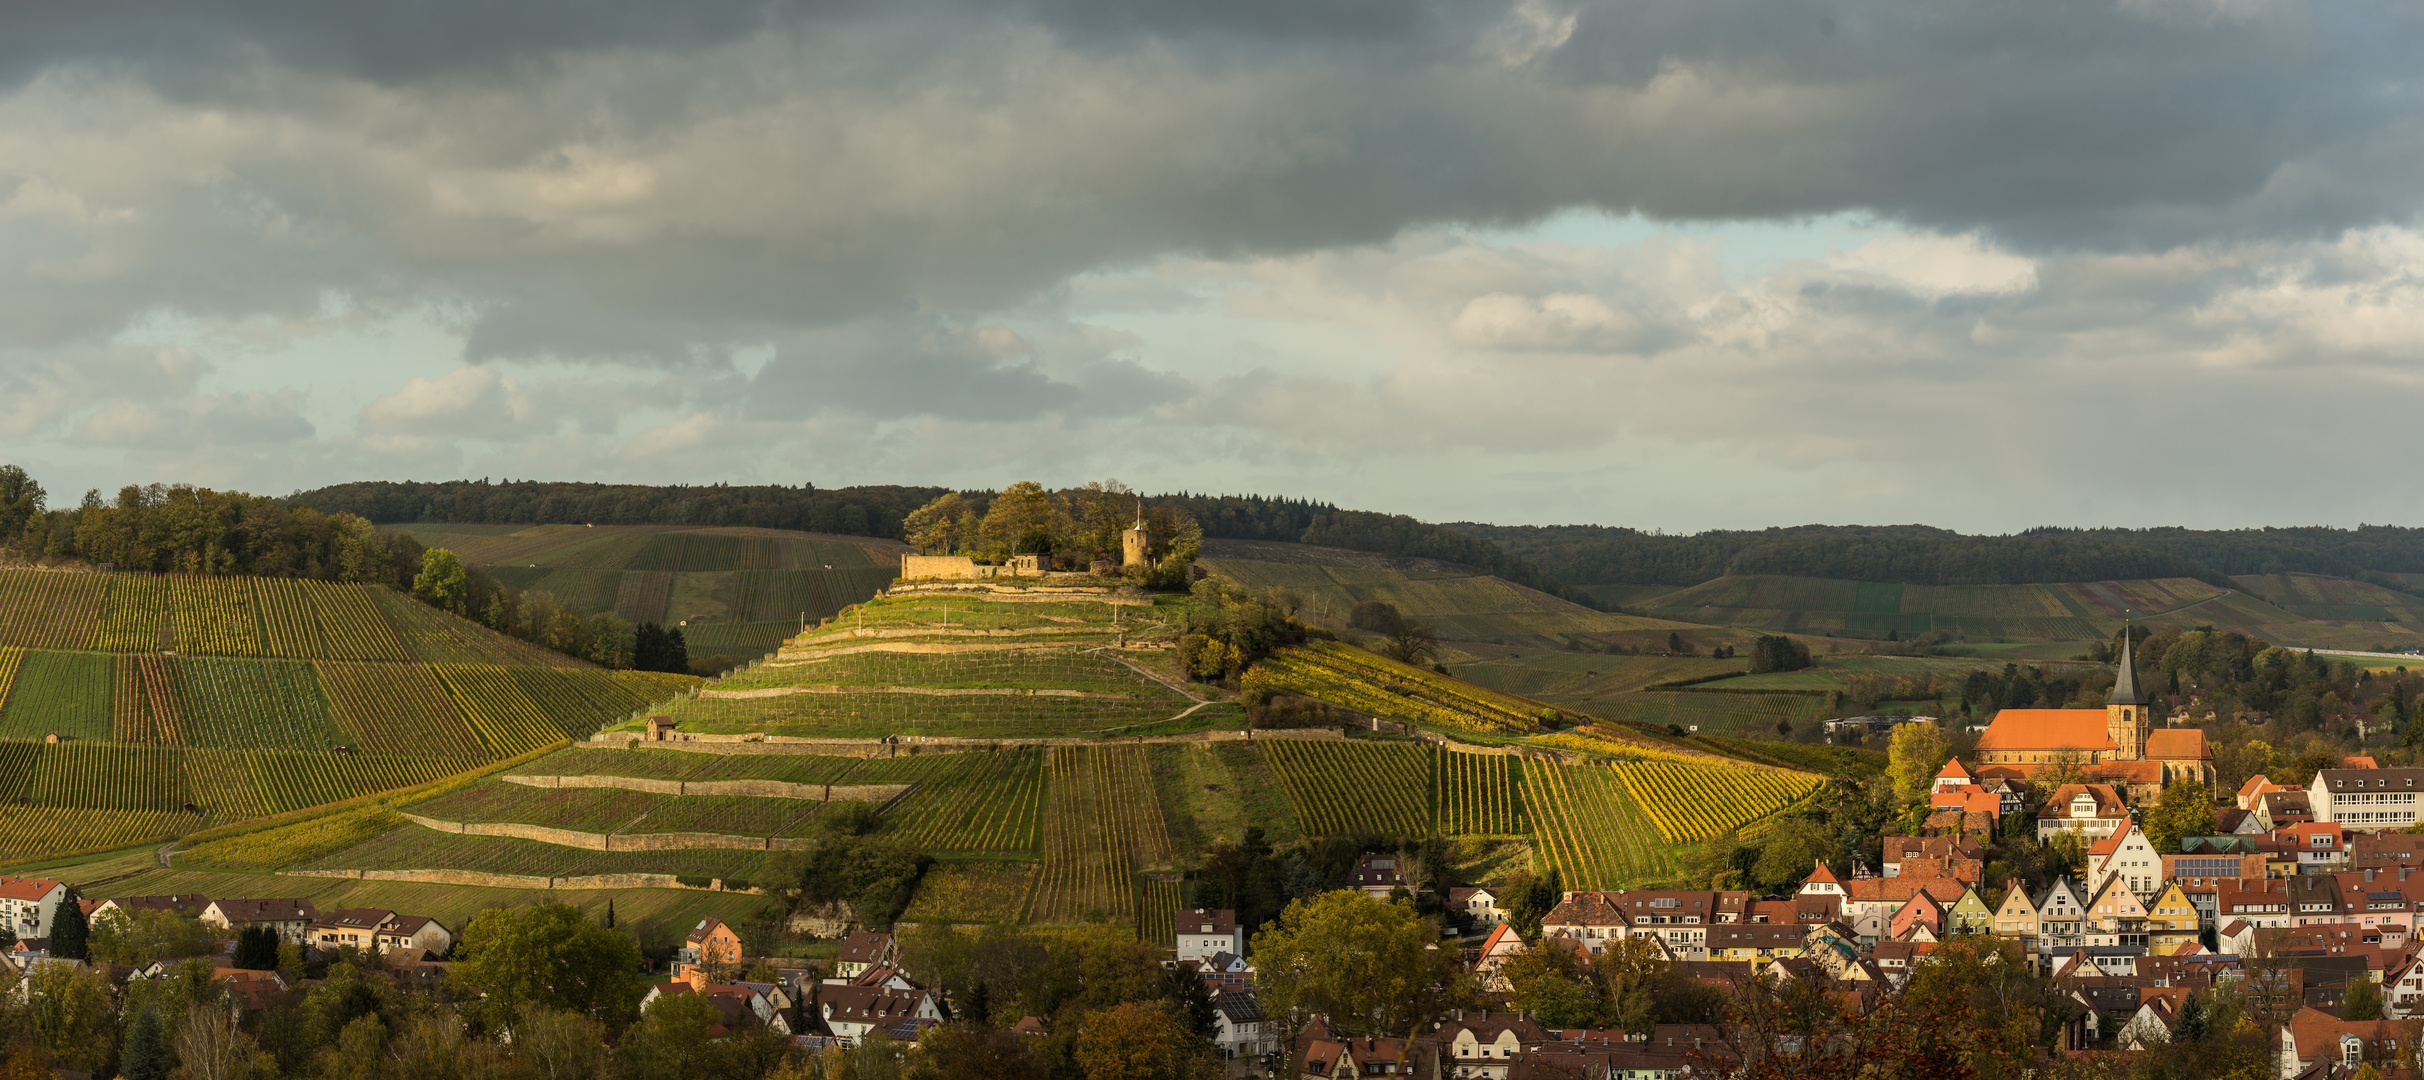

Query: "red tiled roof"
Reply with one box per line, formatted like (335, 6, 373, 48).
(2145, 729, 2209, 760)
(0, 877, 62, 902)
(1936, 759, 1973, 779)
(1974, 710, 2117, 754)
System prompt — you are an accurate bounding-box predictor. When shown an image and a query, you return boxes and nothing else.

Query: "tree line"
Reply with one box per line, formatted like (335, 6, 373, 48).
(1452, 522, 2233, 588)
(1, 466, 424, 585)
(288, 479, 947, 541)
(293, 477, 1594, 604)
(0, 465, 707, 673)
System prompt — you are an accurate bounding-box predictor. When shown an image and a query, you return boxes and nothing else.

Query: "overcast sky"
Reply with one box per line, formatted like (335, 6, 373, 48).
(5, 0, 2423, 533)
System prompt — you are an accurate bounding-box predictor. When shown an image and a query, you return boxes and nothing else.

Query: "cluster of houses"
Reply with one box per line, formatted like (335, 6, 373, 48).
(0, 881, 456, 1019)
(1422, 752, 2424, 1080)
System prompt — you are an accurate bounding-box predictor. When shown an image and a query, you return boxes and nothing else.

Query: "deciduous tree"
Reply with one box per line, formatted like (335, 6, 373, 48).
(448, 903, 645, 1029)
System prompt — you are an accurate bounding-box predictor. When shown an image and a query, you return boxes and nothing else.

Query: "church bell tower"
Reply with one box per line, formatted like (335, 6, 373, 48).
(2106, 627, 2150, 761)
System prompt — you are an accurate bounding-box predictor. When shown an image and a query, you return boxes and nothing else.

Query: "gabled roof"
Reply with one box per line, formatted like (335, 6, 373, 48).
(1975, 710, 2117, 754)
(1936, 759, 1974, 780)
(2238, 774, 2281, 805)
(2144, 729, 2209, 760)
(0, 877, 63, 902)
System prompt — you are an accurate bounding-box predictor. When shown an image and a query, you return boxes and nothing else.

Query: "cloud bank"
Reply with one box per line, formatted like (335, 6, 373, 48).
(2, 0, 2422, 530)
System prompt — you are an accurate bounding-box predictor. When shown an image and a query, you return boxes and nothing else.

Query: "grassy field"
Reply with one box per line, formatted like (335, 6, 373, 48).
(64, 861, 779, 946)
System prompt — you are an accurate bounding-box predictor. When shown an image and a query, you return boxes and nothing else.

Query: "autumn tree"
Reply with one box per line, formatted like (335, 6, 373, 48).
(412, 548, 473, 616)
(979, 481, 1059, 558)
(1887, 722, 1951, 810)
(1073, 1002, 1215, 1080)
(2144, 779, 2219, 853)
(902, 492, 974, 555)
(447, 903, 645, 1030)
(1251, 890, 1478, 1049)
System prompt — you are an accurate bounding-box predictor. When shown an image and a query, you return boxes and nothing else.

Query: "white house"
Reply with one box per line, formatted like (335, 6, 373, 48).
(1210, 989, 1273, 1059)
(1449, 887, 1507, 927)
(1174, 908, 1242, 964)
(818, 985, 942, 1044)
(0, 878, 66, 941)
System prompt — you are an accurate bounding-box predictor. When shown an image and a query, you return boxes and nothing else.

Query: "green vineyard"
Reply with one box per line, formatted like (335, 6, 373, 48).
(1259, 740, 1432, 836)
(1433, 748, 1526, 836)
(1031, 746, 1170, 925)
(861, 749, 1048, 855)
(0, 569, 702, 862)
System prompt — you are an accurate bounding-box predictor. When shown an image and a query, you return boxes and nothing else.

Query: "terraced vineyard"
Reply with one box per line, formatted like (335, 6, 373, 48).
(1139, 878, 1184, 947)
(858, 749, 1048, 855)
(1031, 745, 1171, 925)
(616, 583, 1217, 740)
(0, 568, 701, 861)
(298, 825, 767, 883)
(901, 861, 1042, 925)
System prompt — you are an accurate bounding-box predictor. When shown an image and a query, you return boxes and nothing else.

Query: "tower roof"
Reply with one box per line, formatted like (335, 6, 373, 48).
(2107, 629, 2149, 706)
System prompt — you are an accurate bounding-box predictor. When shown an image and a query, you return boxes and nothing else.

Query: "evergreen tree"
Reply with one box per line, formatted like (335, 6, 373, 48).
(122, 1006, 168, 1080)
(606, 899, 616, 929)
(233, 925, 279, 970)
(665, 628, 690, 675)
(2177, 991, 2208, 1042)
(49, 888, 88, 961)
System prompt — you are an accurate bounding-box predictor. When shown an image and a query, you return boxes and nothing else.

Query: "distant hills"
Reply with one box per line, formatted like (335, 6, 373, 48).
(1453, 521, 2424, 593)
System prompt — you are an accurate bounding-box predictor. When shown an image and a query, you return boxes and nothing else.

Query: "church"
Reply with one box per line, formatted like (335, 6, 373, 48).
(1970, 633, 2212, 802)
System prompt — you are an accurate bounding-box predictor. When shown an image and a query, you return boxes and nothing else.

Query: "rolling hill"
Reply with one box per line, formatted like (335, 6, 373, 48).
(1628, 572, 2420, 651)
(389, 523, 910, 662)
(0, 567, 699, 863)
(1198, 538, 1741, 652)
(82, 572, 1825, 933)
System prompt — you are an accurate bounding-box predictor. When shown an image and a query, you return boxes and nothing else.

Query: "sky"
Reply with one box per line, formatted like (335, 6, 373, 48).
(5, 0, 2424, 534)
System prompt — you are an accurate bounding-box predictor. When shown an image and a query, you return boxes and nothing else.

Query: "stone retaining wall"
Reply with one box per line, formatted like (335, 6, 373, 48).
(402, 812, 615, 851)
(500, 773, 909, 801)
(607, 830, 770, 851)
(279, 867, 761, 893)
(700, 685, 1135, 700)
(771, 641, 1068, 661)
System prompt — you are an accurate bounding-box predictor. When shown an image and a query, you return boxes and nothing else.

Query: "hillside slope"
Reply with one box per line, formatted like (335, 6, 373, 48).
(391, 523, 909, 661)
(1199, 538, 1735, 651)
(0, 568, 698, 861)
(1633, 573, 2419, 650)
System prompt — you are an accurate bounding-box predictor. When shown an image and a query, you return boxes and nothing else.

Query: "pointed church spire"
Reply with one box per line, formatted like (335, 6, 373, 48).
(2107, 623, 2149, 706)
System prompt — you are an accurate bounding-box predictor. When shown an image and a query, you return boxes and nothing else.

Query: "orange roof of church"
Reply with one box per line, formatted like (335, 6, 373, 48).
(1974, 710, 2118, 754)
(2146, 728, 2211, 761)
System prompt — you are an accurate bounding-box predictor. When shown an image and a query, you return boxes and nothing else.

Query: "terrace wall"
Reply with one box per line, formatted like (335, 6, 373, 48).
(501, 774, 910, 801)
